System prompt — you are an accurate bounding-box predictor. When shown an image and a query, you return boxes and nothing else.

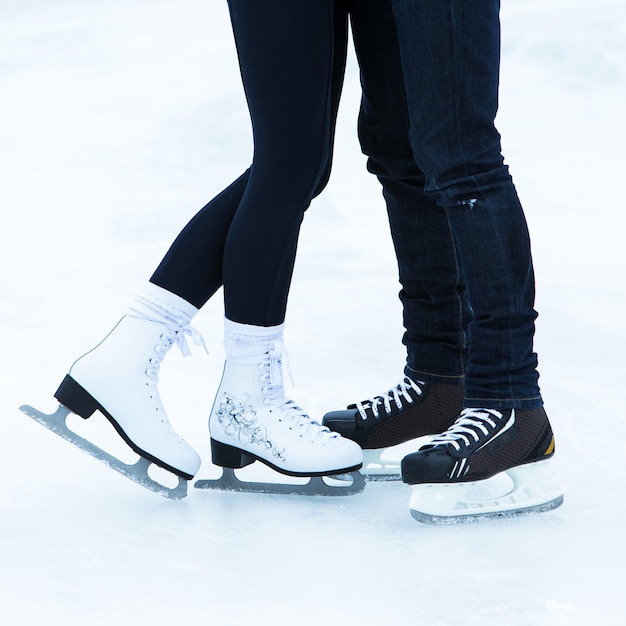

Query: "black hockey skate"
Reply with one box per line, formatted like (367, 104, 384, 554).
(323, 374, 463, 480)
(402, 407, 564, 523)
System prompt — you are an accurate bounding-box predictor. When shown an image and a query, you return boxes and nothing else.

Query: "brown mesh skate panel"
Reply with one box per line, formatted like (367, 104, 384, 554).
(465, 407, 554, 481)
(365, 384, 464, 449)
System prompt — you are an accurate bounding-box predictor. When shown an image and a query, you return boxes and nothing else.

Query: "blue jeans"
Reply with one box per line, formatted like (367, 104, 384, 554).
(346, 0, 542, 409)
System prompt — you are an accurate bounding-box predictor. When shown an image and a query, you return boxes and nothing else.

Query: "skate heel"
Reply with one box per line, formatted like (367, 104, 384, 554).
(210, 439, 255, 469)
(54, 374, 100, 420)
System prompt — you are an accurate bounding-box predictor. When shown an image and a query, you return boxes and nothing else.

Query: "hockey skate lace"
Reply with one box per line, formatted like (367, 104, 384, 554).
(355, 376, 425, 421)
(261, 342, 337, 445)
(429, 408, 504, 452)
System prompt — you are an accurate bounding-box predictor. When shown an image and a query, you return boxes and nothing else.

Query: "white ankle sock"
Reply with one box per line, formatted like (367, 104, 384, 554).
(128, 283, 199, 328)
(223, 318, 284, 360)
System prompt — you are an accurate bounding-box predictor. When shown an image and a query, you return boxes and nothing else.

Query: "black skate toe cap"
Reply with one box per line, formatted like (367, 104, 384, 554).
(401, 447, 455, 485)
(322, 409, 358, 438)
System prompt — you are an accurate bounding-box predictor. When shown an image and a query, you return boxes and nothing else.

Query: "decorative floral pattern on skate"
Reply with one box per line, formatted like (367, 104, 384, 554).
(215, 393, 286, 461)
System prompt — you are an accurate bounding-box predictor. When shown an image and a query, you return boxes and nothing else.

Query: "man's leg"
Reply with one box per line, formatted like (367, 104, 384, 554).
(390, 0, 561, 520)
(391, 0, 539, 406)
(350, 0, 468, 384)
(323, 0, 465, 472)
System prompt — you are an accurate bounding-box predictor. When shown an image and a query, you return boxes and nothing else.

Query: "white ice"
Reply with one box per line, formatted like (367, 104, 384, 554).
(1, 1, 625, 624)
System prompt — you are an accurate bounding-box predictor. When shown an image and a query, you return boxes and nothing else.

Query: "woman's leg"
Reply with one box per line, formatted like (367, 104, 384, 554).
(54, 1, 360, 486)
(150, 172, 249, 308)
(222, 0, 336, 326)
(151, 1, 349, 313)
(206, 0, 361, 479)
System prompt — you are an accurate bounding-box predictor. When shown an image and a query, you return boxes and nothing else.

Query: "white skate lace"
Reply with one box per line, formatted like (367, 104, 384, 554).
(129, 312, 207, 357)
(173, 323, 207, 357)
(261, 342, 337, 445)
(137, 318, 204, 440)
(429, 408, 504, 452)
(356, 376, 425, 421)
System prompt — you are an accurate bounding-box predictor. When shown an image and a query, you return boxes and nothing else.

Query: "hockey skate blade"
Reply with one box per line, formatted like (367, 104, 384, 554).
(361, 449, 401, 482)
(408, 459, 564, 524)
(361, 436, 433, 482)
(19, 404, 188, 500)
(194, 467, 365, 496)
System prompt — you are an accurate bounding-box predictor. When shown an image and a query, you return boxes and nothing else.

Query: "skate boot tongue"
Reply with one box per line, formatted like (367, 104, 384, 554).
(267, 340, 285, 387)
(260, 342, 336, 445)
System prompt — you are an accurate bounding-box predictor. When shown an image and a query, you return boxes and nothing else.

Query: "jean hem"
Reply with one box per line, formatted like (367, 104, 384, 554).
(463, 396, 543, 410)
(404, 365, 464, 386)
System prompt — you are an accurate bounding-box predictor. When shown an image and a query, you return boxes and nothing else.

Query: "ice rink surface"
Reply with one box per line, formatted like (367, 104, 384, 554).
(1, 1, 625, 624)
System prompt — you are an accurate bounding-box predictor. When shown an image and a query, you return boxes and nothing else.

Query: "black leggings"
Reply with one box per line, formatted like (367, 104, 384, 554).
(151, 0, 347, 326)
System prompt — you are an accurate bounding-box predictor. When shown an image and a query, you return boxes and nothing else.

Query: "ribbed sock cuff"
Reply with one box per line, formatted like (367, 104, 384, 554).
(128, 282, 199, 328)
(223, 317, 284, 359)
